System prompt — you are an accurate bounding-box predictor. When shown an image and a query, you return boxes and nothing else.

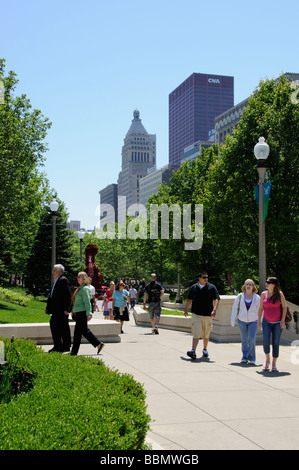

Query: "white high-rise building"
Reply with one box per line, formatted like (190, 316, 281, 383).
(139, 164, 179, 208)
(117, 109, 156, 215)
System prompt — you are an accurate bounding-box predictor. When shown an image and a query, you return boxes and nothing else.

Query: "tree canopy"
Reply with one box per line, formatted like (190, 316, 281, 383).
(26, 197, 81, 296)
(1, 62, 298, 302)
(148, 77, 299, 300)
(0, 59, 52, 279)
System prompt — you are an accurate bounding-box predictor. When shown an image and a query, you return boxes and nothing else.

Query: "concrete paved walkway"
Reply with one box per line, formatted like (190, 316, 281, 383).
(43, 310, 299, 450)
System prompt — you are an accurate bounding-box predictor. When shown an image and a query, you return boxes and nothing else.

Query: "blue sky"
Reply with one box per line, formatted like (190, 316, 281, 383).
(1, 0, 298, 229)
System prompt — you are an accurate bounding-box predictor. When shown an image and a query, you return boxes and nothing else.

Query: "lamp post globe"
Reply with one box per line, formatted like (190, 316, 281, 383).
(50, 198, 59, 213)
(78, 231, 85, 240)
(254, 137, 269, 293)
(254, 136, 270, 165)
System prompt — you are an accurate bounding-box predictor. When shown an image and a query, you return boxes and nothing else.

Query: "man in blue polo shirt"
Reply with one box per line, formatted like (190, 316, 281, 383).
(184, 272, 220, 359)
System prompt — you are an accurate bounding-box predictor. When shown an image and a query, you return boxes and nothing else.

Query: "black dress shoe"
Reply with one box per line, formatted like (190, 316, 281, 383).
(48, 347, 61, 353)
(97, 342, 105, 354)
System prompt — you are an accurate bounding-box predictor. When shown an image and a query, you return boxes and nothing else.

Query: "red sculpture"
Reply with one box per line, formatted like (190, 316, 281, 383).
(85, 244, 103, 298)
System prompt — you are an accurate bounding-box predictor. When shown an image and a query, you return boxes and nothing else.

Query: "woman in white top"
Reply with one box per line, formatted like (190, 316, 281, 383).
(231, 279, 260, 364)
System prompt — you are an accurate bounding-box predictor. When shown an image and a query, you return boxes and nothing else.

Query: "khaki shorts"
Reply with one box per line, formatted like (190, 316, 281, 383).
(192, 314, 213, 339)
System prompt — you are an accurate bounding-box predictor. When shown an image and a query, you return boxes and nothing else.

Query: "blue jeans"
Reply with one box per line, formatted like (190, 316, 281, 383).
(262, 319, 282, 358)
(238, 319, 258, 362)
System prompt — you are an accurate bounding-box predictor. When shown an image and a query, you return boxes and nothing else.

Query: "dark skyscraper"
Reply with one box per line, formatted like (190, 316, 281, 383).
(169, 73, 234, 166)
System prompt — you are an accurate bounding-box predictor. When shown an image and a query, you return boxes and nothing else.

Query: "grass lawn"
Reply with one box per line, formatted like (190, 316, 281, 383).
(161, 309, 185, 316)
(0, 290, 186, 324)
(0, 297, 48, 324)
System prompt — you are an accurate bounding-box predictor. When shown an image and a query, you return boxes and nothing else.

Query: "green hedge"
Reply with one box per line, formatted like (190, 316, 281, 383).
(0, 287, 33, 307)
(0, 338, 151, 450)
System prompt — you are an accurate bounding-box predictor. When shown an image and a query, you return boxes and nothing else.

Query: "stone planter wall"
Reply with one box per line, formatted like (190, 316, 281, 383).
(0, 319, 121, 344)
(133, 296, 299, 344)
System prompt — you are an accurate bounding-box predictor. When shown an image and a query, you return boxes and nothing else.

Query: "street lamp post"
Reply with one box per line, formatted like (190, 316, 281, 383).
(78, 231, 85, 262)
(176, 262, 182, 303)
(254, 137, 270, 294)
(50, 198, 59, 284)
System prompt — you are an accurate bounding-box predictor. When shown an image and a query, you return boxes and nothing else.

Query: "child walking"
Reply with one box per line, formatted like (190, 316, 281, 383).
(102, 294, 110, 320)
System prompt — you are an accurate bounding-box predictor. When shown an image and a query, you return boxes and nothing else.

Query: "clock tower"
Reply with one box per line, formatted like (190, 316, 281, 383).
(117, 109, 156, 215)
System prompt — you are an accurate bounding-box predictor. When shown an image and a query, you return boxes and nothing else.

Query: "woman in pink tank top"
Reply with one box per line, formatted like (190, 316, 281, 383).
(258, 277, 287, 372)
(262, 291, 281, 322)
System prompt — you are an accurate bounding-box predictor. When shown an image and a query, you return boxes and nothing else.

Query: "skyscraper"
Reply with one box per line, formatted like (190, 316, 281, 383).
(118, 109, 156, 214)
(98, 183, 118, 228)
(139, 164, 179, 208)
(169, 73, 234, 166)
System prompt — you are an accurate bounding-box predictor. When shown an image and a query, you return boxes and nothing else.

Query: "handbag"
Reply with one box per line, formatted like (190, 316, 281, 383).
(281, 303, 292, 323)
(71, 287, 79, 319)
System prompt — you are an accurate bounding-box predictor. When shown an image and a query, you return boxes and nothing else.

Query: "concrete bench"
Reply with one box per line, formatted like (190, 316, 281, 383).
(133, 297, 299, 345)
(0, 318, 121, 344)
(133, 306, 192, 333)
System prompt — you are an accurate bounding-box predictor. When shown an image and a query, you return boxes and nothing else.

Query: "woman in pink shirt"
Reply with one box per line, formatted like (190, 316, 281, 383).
(258, 277, 287, 372)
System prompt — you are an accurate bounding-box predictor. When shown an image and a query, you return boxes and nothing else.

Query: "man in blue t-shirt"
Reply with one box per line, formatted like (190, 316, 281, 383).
(184, 272, 220, 359)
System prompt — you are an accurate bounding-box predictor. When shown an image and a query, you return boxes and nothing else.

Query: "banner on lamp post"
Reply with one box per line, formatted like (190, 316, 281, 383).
(254, 182, 272, 221)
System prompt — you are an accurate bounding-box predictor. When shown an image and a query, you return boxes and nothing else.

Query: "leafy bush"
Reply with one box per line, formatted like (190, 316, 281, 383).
(0, 287, 33, 307)
(0, 337, 36, 404)
(0, 338, 151, 450)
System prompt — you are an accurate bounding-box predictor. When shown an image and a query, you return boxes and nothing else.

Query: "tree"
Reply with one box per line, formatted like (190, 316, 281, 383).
(0, 228, 13, 284)
(0, 59, 52, 278)
(147, 77, 299, 300)
(26, 197, 81, 296)
(83, 220, 160, 283)
(147, 147, 225, 289)
(205, 77, 299, 299)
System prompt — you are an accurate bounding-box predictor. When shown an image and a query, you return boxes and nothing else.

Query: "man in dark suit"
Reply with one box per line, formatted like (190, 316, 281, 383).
(45, 264, 72, 352)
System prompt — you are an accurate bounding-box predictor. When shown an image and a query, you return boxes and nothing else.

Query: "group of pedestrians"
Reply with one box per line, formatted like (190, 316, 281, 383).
(231, 277, 288, 371)
(185, 272, 288, 372)
(101, 276, 163, 334)
(45, 264, 289, 371)
(45, 264, 104, 356)
(102, 281, 132, 333)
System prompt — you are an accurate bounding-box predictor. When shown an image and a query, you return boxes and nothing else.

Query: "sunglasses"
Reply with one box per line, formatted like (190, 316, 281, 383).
(201, 276, 209, 279)
(265, 280, 275, 284)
